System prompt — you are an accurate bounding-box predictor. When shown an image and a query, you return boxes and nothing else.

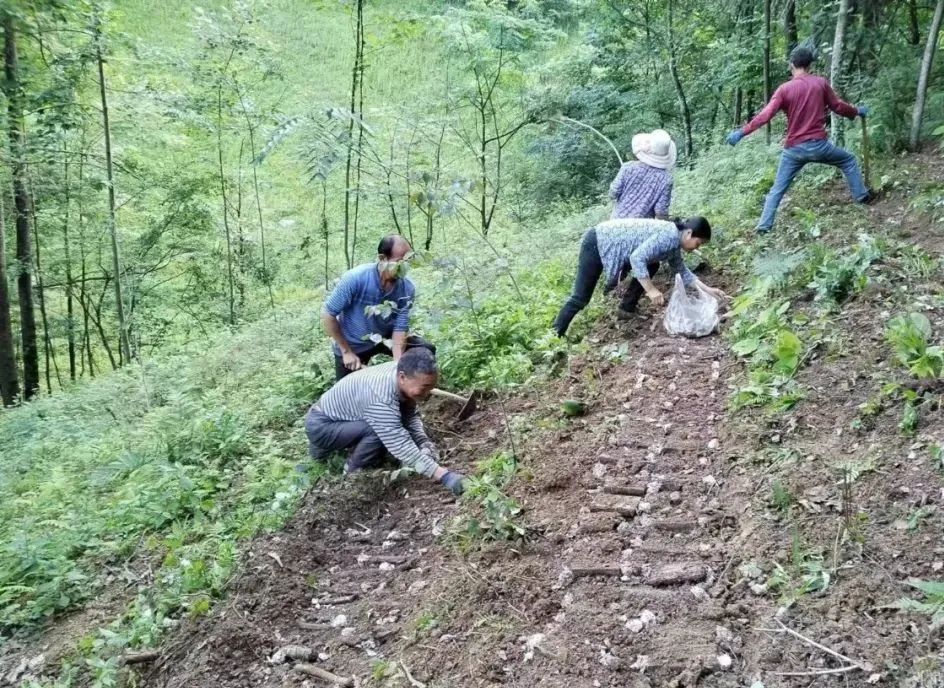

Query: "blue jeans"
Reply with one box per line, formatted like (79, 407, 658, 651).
(757, 139, 869, 232)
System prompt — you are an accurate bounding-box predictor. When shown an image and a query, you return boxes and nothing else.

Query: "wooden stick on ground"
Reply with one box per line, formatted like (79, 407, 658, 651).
(294, 663, 354, 686)
(571, 566, 622, 578)
(757, 619, 871, 672)
(400, 661, 427, 688)
(771, 665, 862, 677)
(122, 651, 160, 665)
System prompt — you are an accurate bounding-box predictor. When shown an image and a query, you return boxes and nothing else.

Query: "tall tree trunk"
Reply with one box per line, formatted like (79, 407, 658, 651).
(733, 87, 743, 125)
(62, 148, 76, 381)
(830, 0, 850, 139)
(342, 0, 364, 268)
(404, 127, 416, 245)
(235, 138, 246, 309)
(95, 25, 132, 364)
(352, 4, 366, 261)
(321, 180, 329, 290)
(910, 0, 944, 149)
(4, 14, 39, 399)
(0, 190, 19, 405)
(907, 0, 921, 46)
(763, 0, 772, 144)
(344, 0, 364, 268)
(667, 0, 694, 162)
(31, 195, 60, 392)
(216, 84, 236, 326)
(77, 139, 94, 379)
(784, 0, 799, 55)
(238, 87, 274, 309)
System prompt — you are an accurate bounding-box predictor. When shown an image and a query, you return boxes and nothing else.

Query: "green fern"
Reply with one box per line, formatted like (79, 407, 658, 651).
(891, 579, 944, 629)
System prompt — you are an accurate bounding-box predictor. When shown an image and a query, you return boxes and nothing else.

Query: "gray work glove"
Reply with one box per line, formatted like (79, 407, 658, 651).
(439, 470, 466, 496)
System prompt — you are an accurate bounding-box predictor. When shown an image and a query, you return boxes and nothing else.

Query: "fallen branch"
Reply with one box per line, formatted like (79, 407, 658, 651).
(770, 665, 862, 677)
(400, 661, 427, 688)
(589, 501, 638, 517)
(757, 620, 871, 672)
(298, 620, 333, 631)
(553, 116, 623, 165)
(364, 554, 411, 565)
(315, 594, 359, 606)
(571, 566, 622, 578)
(294, 663, 354, 686)
(122, 651, 160, 665)
(602, 484, 647, 497)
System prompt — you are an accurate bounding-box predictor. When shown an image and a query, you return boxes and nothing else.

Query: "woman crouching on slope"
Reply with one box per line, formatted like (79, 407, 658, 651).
(553, 217, 727, 337)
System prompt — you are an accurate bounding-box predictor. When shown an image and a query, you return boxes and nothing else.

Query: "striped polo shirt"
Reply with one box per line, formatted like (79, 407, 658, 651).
(323, 263, 416, 355)
(314, 361, 439, 477)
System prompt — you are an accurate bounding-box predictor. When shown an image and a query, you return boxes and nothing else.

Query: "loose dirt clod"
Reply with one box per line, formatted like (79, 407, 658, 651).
(269, 646, 315, 665)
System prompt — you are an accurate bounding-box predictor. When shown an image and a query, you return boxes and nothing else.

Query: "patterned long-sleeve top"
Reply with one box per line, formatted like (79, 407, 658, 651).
(314, 361, 438, 477)
(595, 218, 696, 287)
(608, 162, 673, 219)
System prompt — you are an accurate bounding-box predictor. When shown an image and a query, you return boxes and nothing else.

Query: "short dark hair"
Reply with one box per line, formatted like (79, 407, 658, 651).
(789, 47, 814, 69)
(377, 235, 399, 258)
(673, 216, 712, 241)
(397, 347, 438, 377)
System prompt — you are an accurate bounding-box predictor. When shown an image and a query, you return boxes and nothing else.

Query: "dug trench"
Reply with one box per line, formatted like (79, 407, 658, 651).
(138, 183, 944, 688)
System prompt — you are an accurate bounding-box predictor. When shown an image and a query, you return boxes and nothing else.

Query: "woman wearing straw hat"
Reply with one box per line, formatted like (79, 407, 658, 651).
(602, 129, 678, 316)
(608, 129, 677, 221)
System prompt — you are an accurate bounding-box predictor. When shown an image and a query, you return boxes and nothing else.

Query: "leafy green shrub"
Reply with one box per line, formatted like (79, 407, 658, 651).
(0, 307, 324, 634)
(727, 281, 805, 411)
(806, 234, 881, 304)
(886, 313, 944, 379)
(768, 535, 832, 604)
(448, 452, 527, 551)
(432, 260, 573, 390)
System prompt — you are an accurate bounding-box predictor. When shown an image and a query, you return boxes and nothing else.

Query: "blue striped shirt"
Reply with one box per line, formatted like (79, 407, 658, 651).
(323, 263, 416, 355)
(595, 218, 696, 287)
(315, 362, 438, 477)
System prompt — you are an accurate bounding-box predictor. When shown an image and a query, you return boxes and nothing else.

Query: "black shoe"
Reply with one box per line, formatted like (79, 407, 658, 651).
(859, 189, 879, 205)
(616, 307, 637, 321)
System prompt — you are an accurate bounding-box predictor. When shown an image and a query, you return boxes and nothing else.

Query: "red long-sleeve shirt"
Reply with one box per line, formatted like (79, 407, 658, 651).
(742, 73, 858, 148)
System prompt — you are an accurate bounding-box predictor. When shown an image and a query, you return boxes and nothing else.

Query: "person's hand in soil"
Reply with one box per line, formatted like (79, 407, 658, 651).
(645, 288, 665, 308)
(696, 282, 728, 301)
(439, 470, 466, 496)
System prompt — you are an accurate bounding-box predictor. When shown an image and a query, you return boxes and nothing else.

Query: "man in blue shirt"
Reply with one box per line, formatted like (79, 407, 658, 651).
(322, 235, 435, 380)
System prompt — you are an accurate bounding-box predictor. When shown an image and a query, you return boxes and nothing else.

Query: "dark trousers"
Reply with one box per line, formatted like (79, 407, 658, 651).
(304, 407, 386, 470)
(553, 229, 659, 336)
(334, 335, 436, 381)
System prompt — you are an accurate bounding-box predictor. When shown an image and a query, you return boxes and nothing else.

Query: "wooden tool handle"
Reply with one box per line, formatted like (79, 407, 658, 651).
(430, 388, 468, 403)
(861, 116, 871, 189)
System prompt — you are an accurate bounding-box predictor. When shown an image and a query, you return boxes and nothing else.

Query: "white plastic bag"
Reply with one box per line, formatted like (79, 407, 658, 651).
(663, 274, 719, 337)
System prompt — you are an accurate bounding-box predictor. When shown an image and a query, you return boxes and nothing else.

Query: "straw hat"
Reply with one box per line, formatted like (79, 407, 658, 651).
(631, 129, 677, 170)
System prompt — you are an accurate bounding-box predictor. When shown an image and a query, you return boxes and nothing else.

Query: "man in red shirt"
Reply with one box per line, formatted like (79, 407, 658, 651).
(726, 47, 875, 233)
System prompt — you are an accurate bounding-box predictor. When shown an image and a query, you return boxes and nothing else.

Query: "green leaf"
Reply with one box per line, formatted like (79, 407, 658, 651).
(732, 338, 760, 356)
(773, 330, 802, 374)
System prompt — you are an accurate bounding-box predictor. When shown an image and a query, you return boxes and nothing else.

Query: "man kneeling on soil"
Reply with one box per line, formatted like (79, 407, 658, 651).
(304, 348, 467, 495)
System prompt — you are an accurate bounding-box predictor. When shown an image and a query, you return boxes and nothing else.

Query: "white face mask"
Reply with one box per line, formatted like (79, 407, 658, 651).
(379, 253, 413, 279)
